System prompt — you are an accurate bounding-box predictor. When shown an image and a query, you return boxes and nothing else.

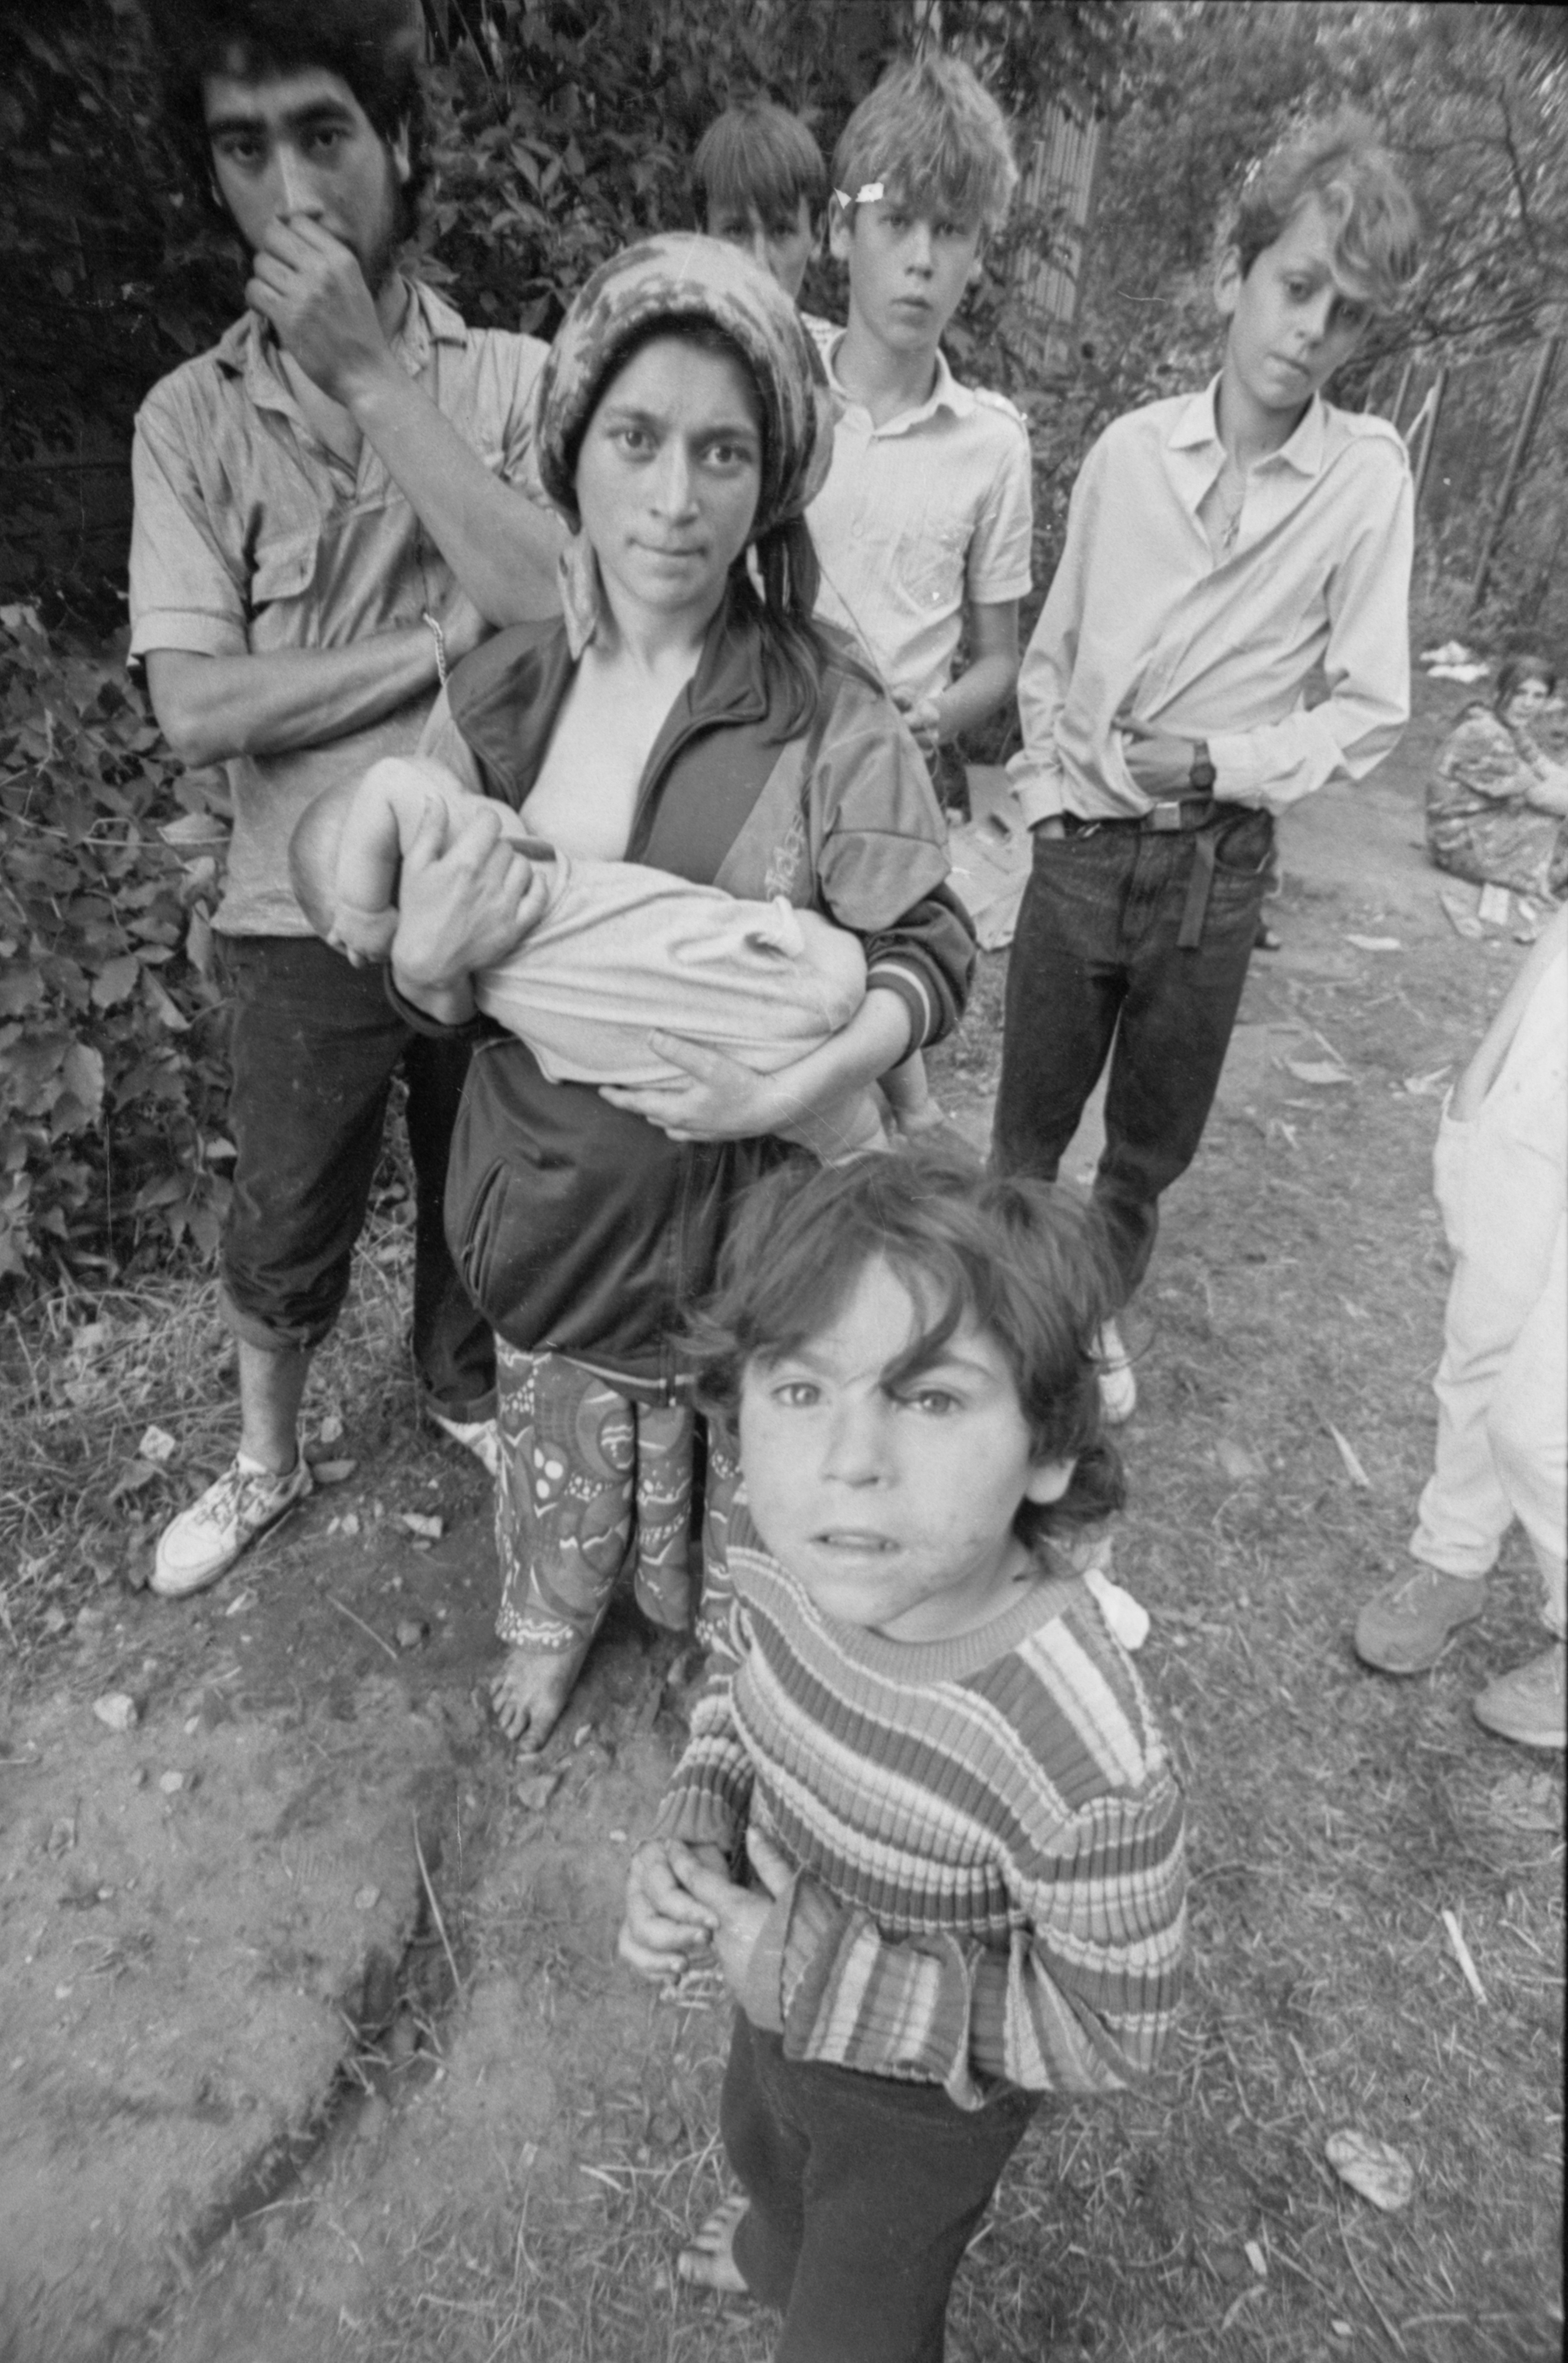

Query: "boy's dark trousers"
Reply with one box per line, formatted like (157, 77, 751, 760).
(721, 2009, 1039, 2363)
(217, 936, 494, 1418)
(993, 806, 1274, 1301)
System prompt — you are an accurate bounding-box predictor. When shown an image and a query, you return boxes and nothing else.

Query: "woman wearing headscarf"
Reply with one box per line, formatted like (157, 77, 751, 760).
(383, 235, 975, 1750)
(1426, 651, 1568, 904)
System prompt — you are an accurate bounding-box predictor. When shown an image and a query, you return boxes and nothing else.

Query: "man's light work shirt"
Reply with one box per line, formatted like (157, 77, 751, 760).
(1009, 381, 1412, 826)
(129, 281, 549, 935)
(808, 339, 1032, 709)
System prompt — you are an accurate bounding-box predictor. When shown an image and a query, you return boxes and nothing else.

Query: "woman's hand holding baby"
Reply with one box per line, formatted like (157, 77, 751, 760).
(390, 795, 549, 1022)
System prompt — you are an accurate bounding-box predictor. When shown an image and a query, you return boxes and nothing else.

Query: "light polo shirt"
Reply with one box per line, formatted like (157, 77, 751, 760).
(129, 281, 549, 935)
(807, 338, 1033, 708)
(1010, 378, 1413, 825)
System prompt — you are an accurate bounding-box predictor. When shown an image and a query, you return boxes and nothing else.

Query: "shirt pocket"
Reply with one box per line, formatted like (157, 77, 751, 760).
(248, 529, 319, 628)
(897, 515, 968, 613)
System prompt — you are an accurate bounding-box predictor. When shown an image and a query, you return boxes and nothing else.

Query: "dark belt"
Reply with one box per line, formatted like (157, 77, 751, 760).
(1062, 798, 1230, 947)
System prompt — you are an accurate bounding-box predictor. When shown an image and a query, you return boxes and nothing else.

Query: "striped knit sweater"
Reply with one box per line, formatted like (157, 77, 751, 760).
(652, 1526, 1187, 2111)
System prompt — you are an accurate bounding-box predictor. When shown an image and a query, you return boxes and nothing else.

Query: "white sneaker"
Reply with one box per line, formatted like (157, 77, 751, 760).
(151, 1452, 312, 1599)
(429, 1408, 500, 1480)
(1096, 1320, 1137, 1424)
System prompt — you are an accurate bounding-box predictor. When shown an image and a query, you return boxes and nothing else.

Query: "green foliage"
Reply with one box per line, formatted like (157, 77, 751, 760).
(0, 610, 232, 1287)
(1068, 0, 1568, 638)
(0, 2, 239, 623)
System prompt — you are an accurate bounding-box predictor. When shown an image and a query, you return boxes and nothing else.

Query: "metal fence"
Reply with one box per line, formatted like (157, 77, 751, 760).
(1371, 337, 1567, 639)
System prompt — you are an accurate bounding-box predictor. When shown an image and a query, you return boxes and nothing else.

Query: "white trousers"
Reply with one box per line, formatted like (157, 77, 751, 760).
(1411, 944, 1567, 1632)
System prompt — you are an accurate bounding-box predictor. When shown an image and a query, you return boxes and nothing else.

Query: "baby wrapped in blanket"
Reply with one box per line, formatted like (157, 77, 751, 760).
(291, 756, 886, 1155)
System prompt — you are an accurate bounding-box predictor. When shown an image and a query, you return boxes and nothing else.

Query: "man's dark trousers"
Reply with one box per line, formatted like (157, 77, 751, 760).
(218, 936, 494, 1417)
(993, 807, 1274, 1300)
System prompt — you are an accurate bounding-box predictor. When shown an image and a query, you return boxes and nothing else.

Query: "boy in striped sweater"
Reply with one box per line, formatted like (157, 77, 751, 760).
(619, 1153, 1187, 2362)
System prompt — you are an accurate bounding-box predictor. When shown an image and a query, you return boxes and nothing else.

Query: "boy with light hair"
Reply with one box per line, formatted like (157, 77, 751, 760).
(808, 54, 1030, 766)
(994, 117, 1420, 1417)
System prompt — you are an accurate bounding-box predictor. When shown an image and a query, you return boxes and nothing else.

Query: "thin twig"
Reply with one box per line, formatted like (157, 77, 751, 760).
(324, 1591, 399, 1663)
(413, 1813, 462, 1998)
(1336, 2195, 1407, 2355)
(1440, 1908, 1488, 2004)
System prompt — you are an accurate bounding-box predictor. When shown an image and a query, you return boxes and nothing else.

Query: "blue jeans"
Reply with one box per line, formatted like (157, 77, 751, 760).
(217, 936, 494, 1419)
(993, 810, 1274, 1300)
(721, 2011, 1040, 2363)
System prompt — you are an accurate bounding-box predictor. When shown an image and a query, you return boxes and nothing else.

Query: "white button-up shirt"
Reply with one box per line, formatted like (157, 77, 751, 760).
(1010, 380, 1413, 824)
(809, 339, 1033, 707)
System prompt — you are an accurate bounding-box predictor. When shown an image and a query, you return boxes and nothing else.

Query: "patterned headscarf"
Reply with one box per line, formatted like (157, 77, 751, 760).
(534, 233, 834, 543)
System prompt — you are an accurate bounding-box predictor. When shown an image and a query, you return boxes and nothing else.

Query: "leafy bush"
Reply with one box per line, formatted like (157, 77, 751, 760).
(0, 609, 232, 1286)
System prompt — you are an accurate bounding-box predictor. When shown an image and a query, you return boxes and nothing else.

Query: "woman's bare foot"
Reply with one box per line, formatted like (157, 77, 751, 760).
(677, 2195, 750, 2294)
(489, 1644, 581, 1752)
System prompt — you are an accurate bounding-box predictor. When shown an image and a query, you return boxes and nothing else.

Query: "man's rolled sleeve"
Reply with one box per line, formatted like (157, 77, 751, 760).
(128, 408, 249, 664)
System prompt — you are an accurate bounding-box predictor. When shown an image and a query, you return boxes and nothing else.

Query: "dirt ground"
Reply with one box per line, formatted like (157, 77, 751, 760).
(1, 668, 1562, 2363)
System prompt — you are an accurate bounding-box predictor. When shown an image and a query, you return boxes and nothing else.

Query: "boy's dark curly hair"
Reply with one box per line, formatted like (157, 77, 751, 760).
(690, 1148, 1125, 1548)
(140, 0, 430, 239)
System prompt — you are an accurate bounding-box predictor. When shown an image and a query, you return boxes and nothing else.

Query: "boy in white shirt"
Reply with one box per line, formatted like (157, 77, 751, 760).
(807, 55, 1032, 775)
(994, 119, 1419, 1416)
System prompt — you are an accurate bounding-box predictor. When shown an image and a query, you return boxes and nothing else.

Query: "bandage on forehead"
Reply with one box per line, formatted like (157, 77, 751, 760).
(834, 181, 885, 208)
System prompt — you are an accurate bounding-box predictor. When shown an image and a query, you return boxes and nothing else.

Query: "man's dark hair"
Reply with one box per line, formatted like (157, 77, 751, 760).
(141, 0, 430, 236)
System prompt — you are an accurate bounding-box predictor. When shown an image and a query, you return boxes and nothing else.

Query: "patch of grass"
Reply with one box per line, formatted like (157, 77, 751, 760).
(0, 1183, 419, 1656)
(340, 892, 1562, 2363)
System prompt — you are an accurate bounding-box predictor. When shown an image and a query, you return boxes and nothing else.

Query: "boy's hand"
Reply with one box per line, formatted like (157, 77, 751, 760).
(894, 688, 945, 756)
(663, 1830, 793, 2000)
(1115, 717, 1201, 797)
(617, 1840, 722, 1982)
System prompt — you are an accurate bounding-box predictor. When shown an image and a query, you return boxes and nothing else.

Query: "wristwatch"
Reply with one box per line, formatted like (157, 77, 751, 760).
(1189, 738, 1216, 792)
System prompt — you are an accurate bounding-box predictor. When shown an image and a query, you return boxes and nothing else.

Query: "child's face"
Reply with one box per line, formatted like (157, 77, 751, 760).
(1503, 675, 1551, 729)
(1216, 195, 1375, 418)
(706, 195, 817, 302)
(829, 189, 982, 356)
(737, 1257, 1073, 1646)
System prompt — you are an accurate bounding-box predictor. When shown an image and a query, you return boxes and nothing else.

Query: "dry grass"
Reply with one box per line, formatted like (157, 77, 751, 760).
(330, 887, 1562, 2363)
(0, 1191, 418, 1652)
(12, 875, 1565, 2361)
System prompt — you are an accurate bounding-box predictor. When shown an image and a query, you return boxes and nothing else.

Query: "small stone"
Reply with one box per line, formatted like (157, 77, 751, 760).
(399, 1511, 443, 1541)
(54, 1985, 73, 2002)
(224, 1589, 257, 1617)
(353, 1885, 380, 1912)
(312, 1459, 358, 1485)
(137, 1424, 178, 1464)
(395, 1619, 428, 1651)
(340, 1512, 360, 1537)
(572, 1722, 593, 1748)
(318, 1413, 345, 1444)
(159, 1770, 185, 1796)
(93, 1692, 140, 1733)
(515, 1769, 564, 1812)
(43, 1607, 69, 1636)
(183, 1715, 201, 1736)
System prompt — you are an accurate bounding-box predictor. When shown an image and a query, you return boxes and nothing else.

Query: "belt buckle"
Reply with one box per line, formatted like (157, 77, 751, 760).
(1148, 799, 1184, 833)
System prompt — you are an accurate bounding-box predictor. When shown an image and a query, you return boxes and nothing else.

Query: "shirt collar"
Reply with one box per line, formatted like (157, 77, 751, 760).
(822, 335, 975, 431)
(1168, 374, 1327, 477)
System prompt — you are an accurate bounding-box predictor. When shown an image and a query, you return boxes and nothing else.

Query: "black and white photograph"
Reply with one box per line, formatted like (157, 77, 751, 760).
(1, 1, 1563, 2355)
